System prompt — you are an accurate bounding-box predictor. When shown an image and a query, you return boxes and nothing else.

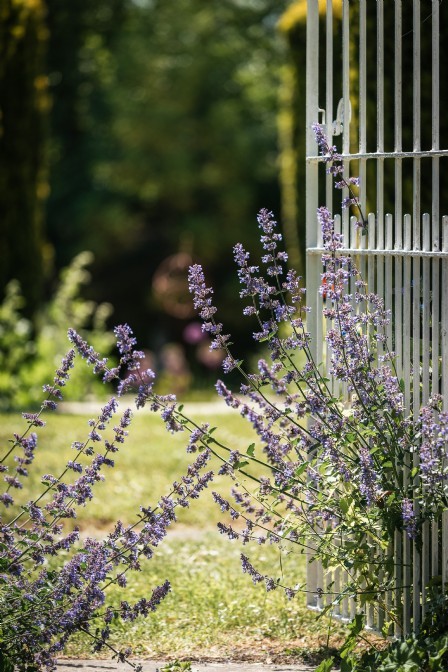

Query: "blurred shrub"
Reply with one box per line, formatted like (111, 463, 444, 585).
(0, 251, 114, 410)
(0, 280, 35, 406)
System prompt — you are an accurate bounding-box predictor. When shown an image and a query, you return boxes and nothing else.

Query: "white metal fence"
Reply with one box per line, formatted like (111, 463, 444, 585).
(305, 0, 448, 635)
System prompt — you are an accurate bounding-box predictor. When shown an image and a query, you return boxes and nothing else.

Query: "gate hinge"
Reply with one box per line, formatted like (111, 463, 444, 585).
(332, 98, 352, 136)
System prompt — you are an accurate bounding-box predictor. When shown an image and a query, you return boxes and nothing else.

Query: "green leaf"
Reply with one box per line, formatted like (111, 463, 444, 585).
(258, 333, 275, 343)
(160, 661, 192, 672)
(340, 614, 365, 660)
(246, 443, 255, 457)
(339, 498, 350, 515)
(234, 460, 249, 470)
(314, 658, 334, 672)
(294, 462, 308, 478)
(0, 650, 14, 672)
(428, 633, 448, 669)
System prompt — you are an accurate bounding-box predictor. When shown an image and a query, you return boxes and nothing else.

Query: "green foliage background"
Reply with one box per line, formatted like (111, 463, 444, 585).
(4, 0, 448, 393)
(0, 0, 292, 388)
(0, 0, 48, 320)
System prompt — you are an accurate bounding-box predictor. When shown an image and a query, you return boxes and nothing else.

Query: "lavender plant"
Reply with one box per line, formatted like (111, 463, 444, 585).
(0, 326, 214, 671)
(164, 124, 448, 639)
(2, 122, 447, 670)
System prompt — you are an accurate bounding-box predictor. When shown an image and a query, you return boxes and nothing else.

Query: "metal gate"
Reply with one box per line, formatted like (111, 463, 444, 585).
(305, 0, 448, 635)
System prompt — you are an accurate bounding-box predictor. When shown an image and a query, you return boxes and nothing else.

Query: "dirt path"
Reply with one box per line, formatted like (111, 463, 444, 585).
(56, 660, 321, 672)
(58, 399, 234, 416)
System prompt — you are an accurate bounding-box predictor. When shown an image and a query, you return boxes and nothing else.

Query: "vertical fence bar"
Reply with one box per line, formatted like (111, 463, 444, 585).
(430, 15, 441, 602)
(392, 23, 403, 633)
(350, 215, 358, 315)
(305, 0, 320, 609)
(403, 214, 412, 635)
(376, 209, 384, 283)
(359, 217, 367, 292)
(412, 206, 422, 629)
(377, 0, 385, 227)
(384, 213, 394, 633)
(431, 210, 442, 576)
(322, 0, 334, 608)
(431, 214, 440, 580)
(395, 214, 403, 384)
(359, 0, 367, 217)
(367, 213, 376, 295)
(394, 211, 403, 638)
(422, 215, 431, 403)
(411, 5, 422, 629)
(385, 215, 393, 348)
(413, 0, 421, 229)
(377, 214, 385, 363)
(421, 213, 431, 617)
(333, 215, 342, 402)
(376, 1, 385, 369)
(326, 0, 334, 214)
(442, 217, 448, 589)
(394, 0, 403, 231)
(432, 0, 440, 230)
(342, 0, 350, 232)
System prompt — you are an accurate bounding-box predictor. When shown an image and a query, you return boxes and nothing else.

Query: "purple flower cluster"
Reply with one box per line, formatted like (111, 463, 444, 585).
(401, 498, 417, 539)
(0, 353, 82, 513)
(417, 397, 448, 499)
(4, 114, 448, 664)
(240, 554, 299, 598)
(0, 323, 222, 671)
(69, 323, 156, 410)
(188, 265, 231, 354)
(312, 122, 366, 230)
(182, 125, 448, 617)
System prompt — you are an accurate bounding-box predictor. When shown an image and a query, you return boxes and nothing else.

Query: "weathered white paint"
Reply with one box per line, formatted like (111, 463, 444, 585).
(305, 0, 448, 636)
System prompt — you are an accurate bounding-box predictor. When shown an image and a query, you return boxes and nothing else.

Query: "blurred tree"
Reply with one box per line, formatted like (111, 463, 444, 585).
(45, 0, 287, 351)
(0, 0, 49, 318)
(45, 0, 127, 267)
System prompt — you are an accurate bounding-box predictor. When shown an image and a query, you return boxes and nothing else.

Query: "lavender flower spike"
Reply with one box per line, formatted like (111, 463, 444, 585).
(188, 264, 217, 320)
(402, 498, 417, 539)
(188, 264, 232, 359)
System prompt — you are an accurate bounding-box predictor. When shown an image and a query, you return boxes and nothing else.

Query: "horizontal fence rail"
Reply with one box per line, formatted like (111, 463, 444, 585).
(305, 0, 448, 636)
(306, 149, 448, 162)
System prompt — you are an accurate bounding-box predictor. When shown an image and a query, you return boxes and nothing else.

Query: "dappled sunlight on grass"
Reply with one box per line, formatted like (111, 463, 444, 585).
(0, 411, 357, 662)
(63, 534, 349, 663)
(0, 410, 257, 529)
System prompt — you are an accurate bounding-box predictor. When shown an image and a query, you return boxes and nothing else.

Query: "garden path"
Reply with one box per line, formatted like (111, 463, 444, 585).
(56, 660, 320, 672)
(58, 399, 234, 416)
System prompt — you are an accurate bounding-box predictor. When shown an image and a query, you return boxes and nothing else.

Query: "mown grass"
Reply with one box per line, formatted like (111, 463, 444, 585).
(0, 409, 350, 662)
(1, 406, 258, 528)
(64, 534, 348, 663)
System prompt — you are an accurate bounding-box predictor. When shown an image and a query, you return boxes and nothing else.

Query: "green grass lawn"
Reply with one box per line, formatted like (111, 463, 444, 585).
(1, 406, 258, 529)
(0, 409, 350, 663)
(63, 534, 348, 663)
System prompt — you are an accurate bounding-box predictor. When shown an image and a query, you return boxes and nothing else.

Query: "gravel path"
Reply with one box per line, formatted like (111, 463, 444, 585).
(58, 399, 234, 416)
(56, 660, 320, 672)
